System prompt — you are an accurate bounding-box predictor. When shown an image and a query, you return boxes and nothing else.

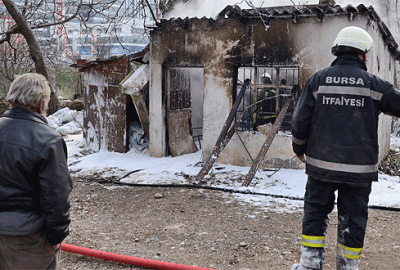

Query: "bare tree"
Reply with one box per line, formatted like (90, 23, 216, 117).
(0, 0, 177, 103)
(0, 0, 175, 60)
(2, 0, 60, 112)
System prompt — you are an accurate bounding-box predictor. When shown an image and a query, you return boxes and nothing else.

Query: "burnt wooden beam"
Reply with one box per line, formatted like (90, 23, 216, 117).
(242, 84, 298, 187)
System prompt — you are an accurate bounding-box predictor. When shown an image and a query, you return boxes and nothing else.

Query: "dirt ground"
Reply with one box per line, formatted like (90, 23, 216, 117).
(60, 173, 400, 270)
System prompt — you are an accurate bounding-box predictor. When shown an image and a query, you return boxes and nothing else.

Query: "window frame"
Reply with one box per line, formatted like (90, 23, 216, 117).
(236, 66, 299, 133)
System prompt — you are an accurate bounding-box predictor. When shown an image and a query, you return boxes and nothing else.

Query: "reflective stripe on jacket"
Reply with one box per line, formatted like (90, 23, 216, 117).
(292, 54, 400, 185)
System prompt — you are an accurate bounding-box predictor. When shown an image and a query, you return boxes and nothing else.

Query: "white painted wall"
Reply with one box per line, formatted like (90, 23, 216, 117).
(149, 63, 166, 157)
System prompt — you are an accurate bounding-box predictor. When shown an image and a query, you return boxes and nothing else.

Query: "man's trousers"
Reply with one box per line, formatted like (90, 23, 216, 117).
(0, 231, 60, 270)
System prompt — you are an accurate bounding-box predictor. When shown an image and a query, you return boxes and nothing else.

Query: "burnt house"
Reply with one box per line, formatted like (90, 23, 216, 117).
(75, 51, 149, 153)
(148, 4, 400, 168)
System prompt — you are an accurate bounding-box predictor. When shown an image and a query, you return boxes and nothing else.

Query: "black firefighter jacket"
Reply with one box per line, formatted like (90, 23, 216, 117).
(292, 54, 400, 185)
(0, 108, 72, 245)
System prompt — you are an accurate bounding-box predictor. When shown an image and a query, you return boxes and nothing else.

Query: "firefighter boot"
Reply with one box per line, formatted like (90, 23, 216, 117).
(336, 255, 360, 270)
(291, 246, 324, 270)
(336, 243, 362, 270)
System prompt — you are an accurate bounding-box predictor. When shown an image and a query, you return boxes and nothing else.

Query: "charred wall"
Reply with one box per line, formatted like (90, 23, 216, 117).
(154, 17, 298, 77)
(149, 10, 396, 166)
(150, 15, 303, 161)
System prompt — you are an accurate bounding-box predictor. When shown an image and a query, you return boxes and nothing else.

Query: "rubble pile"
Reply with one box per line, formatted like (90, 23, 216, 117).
(47, 107, 83, 135)
(379, 150, 400, 176)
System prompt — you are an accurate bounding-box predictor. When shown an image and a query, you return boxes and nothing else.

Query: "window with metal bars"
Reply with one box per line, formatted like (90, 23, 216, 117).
(236, 66, 299, 133)
(169, 69, 191, 110)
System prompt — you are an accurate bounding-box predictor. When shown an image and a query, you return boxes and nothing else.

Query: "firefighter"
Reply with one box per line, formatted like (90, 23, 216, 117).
(291, 26, 400, 270)
(261, 72, 272, 84)
(259, 72, 276, 124)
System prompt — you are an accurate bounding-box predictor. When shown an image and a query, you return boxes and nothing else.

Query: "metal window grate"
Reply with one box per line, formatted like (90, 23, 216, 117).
(236, 66, 299, 133)
(169, 69, 191, 110)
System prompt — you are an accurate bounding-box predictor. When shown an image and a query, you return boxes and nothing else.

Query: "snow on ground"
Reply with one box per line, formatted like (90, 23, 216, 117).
(63, 133, 400, 213)
(53, 108, 400, 212)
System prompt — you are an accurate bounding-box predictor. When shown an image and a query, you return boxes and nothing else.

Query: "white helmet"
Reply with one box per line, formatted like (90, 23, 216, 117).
(262, 72, 271, 79)
(331, 26, 373, 55)
(261, 72, 272, 84)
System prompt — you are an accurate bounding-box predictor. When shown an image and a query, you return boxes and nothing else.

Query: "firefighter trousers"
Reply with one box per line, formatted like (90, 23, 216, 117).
(302, 177, 372, 259)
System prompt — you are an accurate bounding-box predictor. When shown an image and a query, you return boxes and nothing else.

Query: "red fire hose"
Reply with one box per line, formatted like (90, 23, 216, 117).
(61, 243, 217, 270)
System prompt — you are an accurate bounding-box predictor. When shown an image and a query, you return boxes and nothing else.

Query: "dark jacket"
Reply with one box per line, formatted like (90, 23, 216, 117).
(0, 108, 72, 245)
(292, 54, 400, 185)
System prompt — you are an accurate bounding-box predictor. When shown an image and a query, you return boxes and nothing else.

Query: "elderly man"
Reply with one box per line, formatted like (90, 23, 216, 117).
(0, 73, 72, 269)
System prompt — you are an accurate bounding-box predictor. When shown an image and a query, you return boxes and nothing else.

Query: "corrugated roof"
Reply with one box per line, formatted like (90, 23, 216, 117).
(71, 46, 149, 69)
(217, 4, 374, 19)
(70, 55, 127, 69)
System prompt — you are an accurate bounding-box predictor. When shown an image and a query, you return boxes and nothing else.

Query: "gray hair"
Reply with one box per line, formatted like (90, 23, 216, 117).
(6, 73, 51, 111)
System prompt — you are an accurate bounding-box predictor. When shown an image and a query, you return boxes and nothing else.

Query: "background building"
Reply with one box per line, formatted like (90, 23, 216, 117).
(0, 0, 155, 64)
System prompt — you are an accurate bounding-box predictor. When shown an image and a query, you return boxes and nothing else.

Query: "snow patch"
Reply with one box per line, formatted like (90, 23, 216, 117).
(63, 116, 400, 212)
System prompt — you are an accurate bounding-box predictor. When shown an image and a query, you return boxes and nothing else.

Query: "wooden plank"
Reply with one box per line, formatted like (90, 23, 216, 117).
(107, 86, 127, 153)
(194, 79, 251, 183)
(120, 65, 150, 138)
(242, 85, 298, 187)
(83, 85, 101, 150)
(130, 91, 149, 139)
(168, 110, 197, 156)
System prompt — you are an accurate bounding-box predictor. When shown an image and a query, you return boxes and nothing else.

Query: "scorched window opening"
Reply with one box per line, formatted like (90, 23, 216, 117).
(236, 66, 299, 133)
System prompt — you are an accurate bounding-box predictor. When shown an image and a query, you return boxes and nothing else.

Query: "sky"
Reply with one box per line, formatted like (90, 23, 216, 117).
(56, 108, 400, 213)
